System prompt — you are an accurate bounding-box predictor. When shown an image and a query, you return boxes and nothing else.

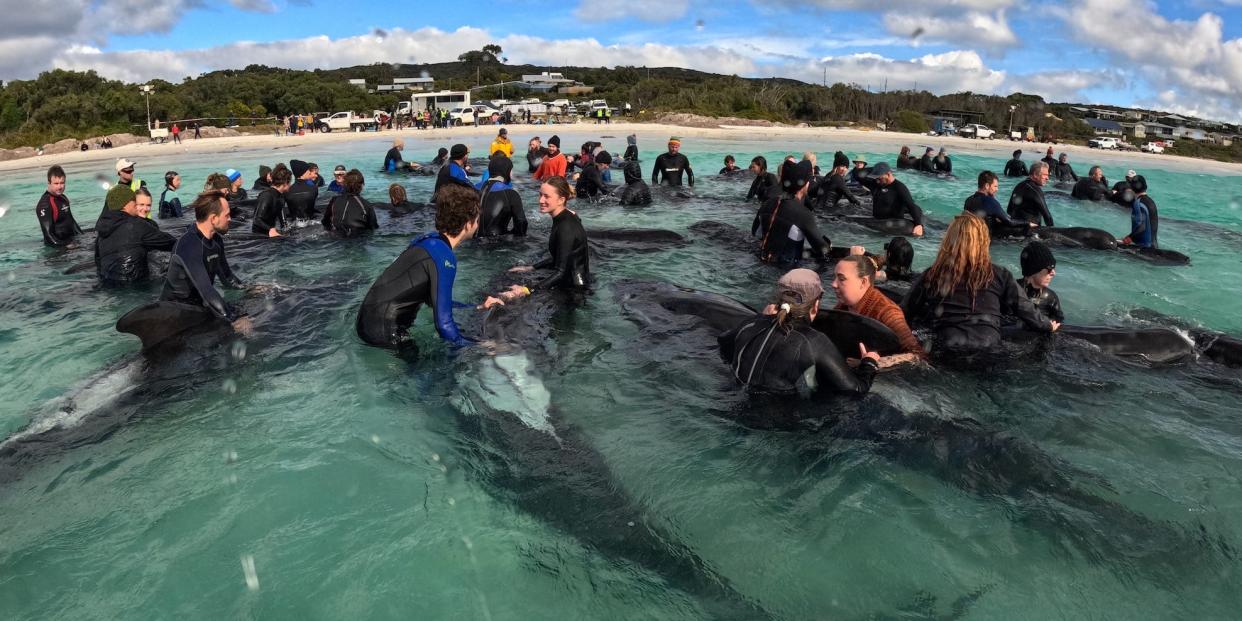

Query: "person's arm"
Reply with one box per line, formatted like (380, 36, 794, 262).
(253, 193, 278, 234)
(796, 207, 832, 257)
(533, 225, 576, 290)
(321, 197, 335, 231)
(142, 223, 177, 251)
(684, 156, 694, 187)
(1037, 191, 1055, 227)
(896, 183, 924, 226)
(984, 196, 1019, 226)
(175, 251, 237, 321)
(1045, 289, 1065, 323)
(651, 154, 663, 185)
(1002, 273, 1053, 332)
(1068, 165, 1078, 181)
(944, 158, 952, 174)
(215, 240, 243, 290)
(835, 175, 861, 205)
(424, 256, 472, 347)
(746, 175, 762, 200)
(365, 199, 379, 230)
(812, 338, 879, 395)
(1129, 203, 1148, 240)
(510, 193, 528, 236)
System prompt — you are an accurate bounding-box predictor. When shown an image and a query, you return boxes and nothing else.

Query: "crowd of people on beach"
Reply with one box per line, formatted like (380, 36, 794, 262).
(30, 125, 1179, 400)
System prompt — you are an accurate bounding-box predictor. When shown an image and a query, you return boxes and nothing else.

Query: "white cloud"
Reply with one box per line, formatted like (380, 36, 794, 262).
(1059, 0, 1242, 122)
(574, 0, 691, 22)
(1003, 69, 1125, 102)
(799, 0, 1022, 54)
(793, 50, 1007, 94)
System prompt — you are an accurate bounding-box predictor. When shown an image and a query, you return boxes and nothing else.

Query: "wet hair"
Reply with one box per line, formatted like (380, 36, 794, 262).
(434, 184, 480, 237)
(204, 172, 231, 192)
(923, 214, 993, 299)
(724, 154, 735, 165)
(342, 169, 364, 194)
(308, 162, 320, 173)
(884, 237, 914, 279)
(164, 170, 179, 187)
(1029, 161, 1048, 177)
(389, 183, 407, 205)
(750, 156, 768, 172)
(773, 289, 818, 333)
(838, 254, 877, 286)
(270, 166, 293, 187)
(1130, 175, 1148, 194)
(191, 190, 228, 222)
(1089, 165, 1102, 177)
(900, 146, 910, 157)
(47, 165, 65, 182)
(977, 170, 998, 188)
(541, 175, 575, 201)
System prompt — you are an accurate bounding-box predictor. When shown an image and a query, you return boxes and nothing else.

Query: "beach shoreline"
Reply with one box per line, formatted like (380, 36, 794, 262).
(3, 121, 1238, 176)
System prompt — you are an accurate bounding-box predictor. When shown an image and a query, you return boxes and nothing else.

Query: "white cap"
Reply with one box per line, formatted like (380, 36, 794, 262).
(1126, 169, 1137, 178)
(115, 158, 136, 172)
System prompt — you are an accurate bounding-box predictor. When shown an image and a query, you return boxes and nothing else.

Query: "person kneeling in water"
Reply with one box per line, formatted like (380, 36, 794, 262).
(617, 160, 652, 206)
(322, 169, 378, 236)
(719, 268, 880, 396)
(832, 255, 927, 366)
(496, 176, 590, 301)
(1120, 175, 1159, 248)
(355, 184, 504, 354)
(902, 214, 1058, 352)
(161, 188, 252, 335)
(95, 187, 176, 285)
(1016, 241, 1064, 322)
(964, 170, 1033, 238)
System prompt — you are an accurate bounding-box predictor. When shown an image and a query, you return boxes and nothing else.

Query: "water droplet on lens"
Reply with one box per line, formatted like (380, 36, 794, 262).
(431, 453, 440, 462)
(371, 434, 380, 444)
(241, 555, 260, 591)
(0, 204, 9, 218)
(230, 341, 247, 361)
(447, 497, 456, 506)
(461, 536, 473, 550)
(627, 521, 635, 527)
(222, 378, 237, 394)
(225, 450, 238, 463)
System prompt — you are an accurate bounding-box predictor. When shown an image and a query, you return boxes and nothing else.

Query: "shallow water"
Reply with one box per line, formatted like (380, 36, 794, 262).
(1, 131, 1240, 619)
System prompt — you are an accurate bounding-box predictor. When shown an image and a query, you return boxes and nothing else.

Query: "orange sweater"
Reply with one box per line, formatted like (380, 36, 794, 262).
(836, 286, 926, 357)
(533, 153, 567, 180)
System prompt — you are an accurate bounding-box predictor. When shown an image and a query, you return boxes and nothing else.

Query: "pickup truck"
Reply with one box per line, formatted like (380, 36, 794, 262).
(959, 124, 996, 139)
(1142, 142, 1165, 154)
(1089, 137, 1120, 149)
(318, 111, 378, 132)
(448, 106, 476, 126)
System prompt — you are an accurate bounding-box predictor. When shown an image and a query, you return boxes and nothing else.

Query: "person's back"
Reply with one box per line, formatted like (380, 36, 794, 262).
(903, 264, 1050, 350)
(478, 178, 527, 236)
(618, 161, 652, 206)
(1004, 157, 1027, 178)
(95, 208, 176, 283)
(1007, 176, 1053, 226)
(718, 314, 876, 395)
(756, 196, 830, 264)
(323, 194, 377, 236)
(284, 180, 318, 219)
(356, 235, 447, 348)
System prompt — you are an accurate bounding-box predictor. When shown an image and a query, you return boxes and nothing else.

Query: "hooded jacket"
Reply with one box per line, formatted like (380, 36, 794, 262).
(94, 209, 177, 283)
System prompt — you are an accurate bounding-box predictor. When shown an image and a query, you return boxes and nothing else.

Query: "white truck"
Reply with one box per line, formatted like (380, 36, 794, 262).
(1142, 142, 1165, 154)
(1089, 136, 1121, 149)
(319, 111, 378, 132)
(959, 123, 996, 139)
(448, 106, 476, 126)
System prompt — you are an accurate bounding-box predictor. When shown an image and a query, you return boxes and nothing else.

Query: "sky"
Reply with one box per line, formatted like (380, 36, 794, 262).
(2, 0, 1240, 122)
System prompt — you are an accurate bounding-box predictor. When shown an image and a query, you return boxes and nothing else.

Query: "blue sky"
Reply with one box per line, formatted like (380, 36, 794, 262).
(6, 0, 1241, 122)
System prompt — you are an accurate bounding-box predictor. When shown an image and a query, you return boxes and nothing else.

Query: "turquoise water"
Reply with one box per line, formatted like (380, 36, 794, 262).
(1, 131, 1241, 619)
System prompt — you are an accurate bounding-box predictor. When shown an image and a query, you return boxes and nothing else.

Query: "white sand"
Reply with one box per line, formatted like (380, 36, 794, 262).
(3, 121, 1238, 176)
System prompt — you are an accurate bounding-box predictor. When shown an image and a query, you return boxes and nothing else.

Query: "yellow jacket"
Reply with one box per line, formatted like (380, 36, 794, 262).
(488, 137, 513, 158)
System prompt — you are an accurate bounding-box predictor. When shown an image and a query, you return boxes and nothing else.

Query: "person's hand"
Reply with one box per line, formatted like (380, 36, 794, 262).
(479, 296, 504, 310)
(912, 224, 925, 237)
(268, 229, 282, 238)
(509, 265, 533, 273)
(849, 245, 866, 256)
(762, 303, 777, 315)
(1049, 321, 1061, 332)
(859, 342, 881, 363)
(232, 316, 254, 336)
(1121, 236, 1132, 245)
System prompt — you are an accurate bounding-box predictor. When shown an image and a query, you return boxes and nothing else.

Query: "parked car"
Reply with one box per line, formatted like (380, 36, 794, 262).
(959, 124, 996, 139)
(449, 106, 476, 126)
(318, 111, 378, 133)
(1142, 142, 1165, 154)
(1089, 137, 1121, 149)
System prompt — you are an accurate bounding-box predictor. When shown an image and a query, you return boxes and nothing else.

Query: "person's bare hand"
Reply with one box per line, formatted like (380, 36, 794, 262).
(762, 303, 777, 315)
(480, 296, 504, 310)
(849, 245, 866, 256)
(912, 224, 925, 237)
(509, 265, 533, 273)
(268, 229, 282, 238)
(1049, 321, 1061, 332)
(232, 316, 254, 336)
(859, 342, 881, 363)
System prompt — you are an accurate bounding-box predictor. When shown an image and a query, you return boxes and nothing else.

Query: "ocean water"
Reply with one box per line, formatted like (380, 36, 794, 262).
(1, 130, 1240, 619)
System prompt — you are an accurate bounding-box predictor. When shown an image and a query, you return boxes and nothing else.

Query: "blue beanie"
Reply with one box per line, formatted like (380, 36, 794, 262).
(226, 168, 241, 182)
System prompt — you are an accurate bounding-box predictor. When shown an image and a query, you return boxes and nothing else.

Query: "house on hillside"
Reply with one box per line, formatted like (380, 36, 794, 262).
(348, 79, 367, 90)
(394, 77, 435, 91)
(1085, 118, 1123, 136)
(1120, 122, 1144, 140)
(1207, 132, 1235, 146)
(1090, 108, 1123, 120)
(1142, 122, 1176, 139)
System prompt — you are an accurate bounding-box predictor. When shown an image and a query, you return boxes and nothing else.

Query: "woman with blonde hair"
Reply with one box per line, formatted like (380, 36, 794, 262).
(901, 213, 1058, 352)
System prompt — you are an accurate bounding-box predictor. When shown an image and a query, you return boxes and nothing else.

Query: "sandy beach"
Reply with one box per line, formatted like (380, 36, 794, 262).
(3, 121, 1239, 176)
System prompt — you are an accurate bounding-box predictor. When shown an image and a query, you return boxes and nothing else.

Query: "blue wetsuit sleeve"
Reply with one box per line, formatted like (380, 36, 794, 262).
(425, 242, 472, 346)
(450, 164, 470, 185)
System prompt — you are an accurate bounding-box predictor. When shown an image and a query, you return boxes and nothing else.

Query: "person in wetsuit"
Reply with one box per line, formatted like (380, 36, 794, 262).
(384, 139, 408, 172)
(327, 165, 347, 193)
(355, 184, 503, 354)
(252, 166, 292, 237)
(719, 268, 880, 396)
(35, 165, 83, 247)
(617, 160, 653, 206)
(322, 169, 378, 237)
(284, 159, 319, 220)
(252, 165, 272, 192)
(433, 144, 475, 202)
(1071, 165, 1108, 201)
(1016, 241, 1064, 322)
(477, 155, 528, 237)
(1041, 146, 1056, 169)
(95, 187, 176, 284)
(720, 155, 744, 176)
(857, 163, 926, 237)
(896, 146, 916, 170)
(497, 176, 590, 301)
(431, 147, 449, 167)
(746, 156, 778, 203)
(651, 137, 694, 187)
(964, 170, 1033, 238)
(161, 189, 252, 334)
(753, 160, 833, 264)
(575, 150, 613, 199)
(1121, 174, 1159, 248)
(847, 156, 872, 186)
(225, 169, 247, 202)
(526, 137, 547, 173)
(384, 184, 423, 216)
(1006, 161, 1054, 226)
(1004, 150, 1028, 178)
(1109, 169, 1136, 205)
(917, 147, 935, 173)
(880, 236, 916, 282)
(806, 151, 862, 212)
(159, 171, 184, 219)
(622, 134, 639, 162)
(832, 254, 926, 365)
(1051, 153, 1078, 182)
(932, 147, 952, 174)
(901, 214, 1059, 352)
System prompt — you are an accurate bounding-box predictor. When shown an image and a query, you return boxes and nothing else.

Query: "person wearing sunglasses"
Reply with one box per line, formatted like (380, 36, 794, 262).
(328, 165, 347, 193)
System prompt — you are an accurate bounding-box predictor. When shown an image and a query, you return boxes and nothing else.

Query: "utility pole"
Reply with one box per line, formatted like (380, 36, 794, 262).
(140, 84, 153, 130)
(1008, 105, 1017, 137)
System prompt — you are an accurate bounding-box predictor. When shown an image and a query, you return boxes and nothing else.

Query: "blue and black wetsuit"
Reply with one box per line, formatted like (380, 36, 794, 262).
(1128, 199, 1153, 248)
(355, 232, 475, 350)
(383, 147, 404, 172)
(432, 161, 474, 202)
(478, 178, 528, 237)
(160, 226, 244, 321)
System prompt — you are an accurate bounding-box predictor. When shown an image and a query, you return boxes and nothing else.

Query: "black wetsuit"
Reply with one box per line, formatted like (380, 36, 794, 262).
(433, 161, 474, 201)
(918, 154, 935, 172)
(575, 165, 610, 199)
(94, 209, 176, 284)
(964, 192, 1028, 237)
(753, 196, 832, 264)
(901, 265, 1053, 351)
(284, 181, 319, 220)
(355, 232, 474, 350)
(718, 315, 878, 396)
(617, 163, 652, 206)
(252, 178, 271, 192)
(933, 156, 952, 174)
(477, 179, 528, 237)
(322, 193, 378, 236)
(1019, 281, 1064, 323)
(1006, 178, 1054, 226)
(526, 147, 547, 173)
(847, 167, 872, 186)
(251, 187, 286, 235)
(228, 188, 248, 203)
(747, 172, 778, 203)
(1051, 161, 1078, 182)
(1109, 180, 1132, 205)
(859, 177, 924, 226)
(1071, 177, 1108, 201)
(532, 210, 590, 290)
(806, 172, 861, 211)
(1003, 158, 1028, 178)
(160, 226, 243, 321)
(896, 155, 916, 170)
(719, 166, 744, 176)
(35, 191, 83, 247)
(651, 152, 694, 187)
(623, 144, 638, 161)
